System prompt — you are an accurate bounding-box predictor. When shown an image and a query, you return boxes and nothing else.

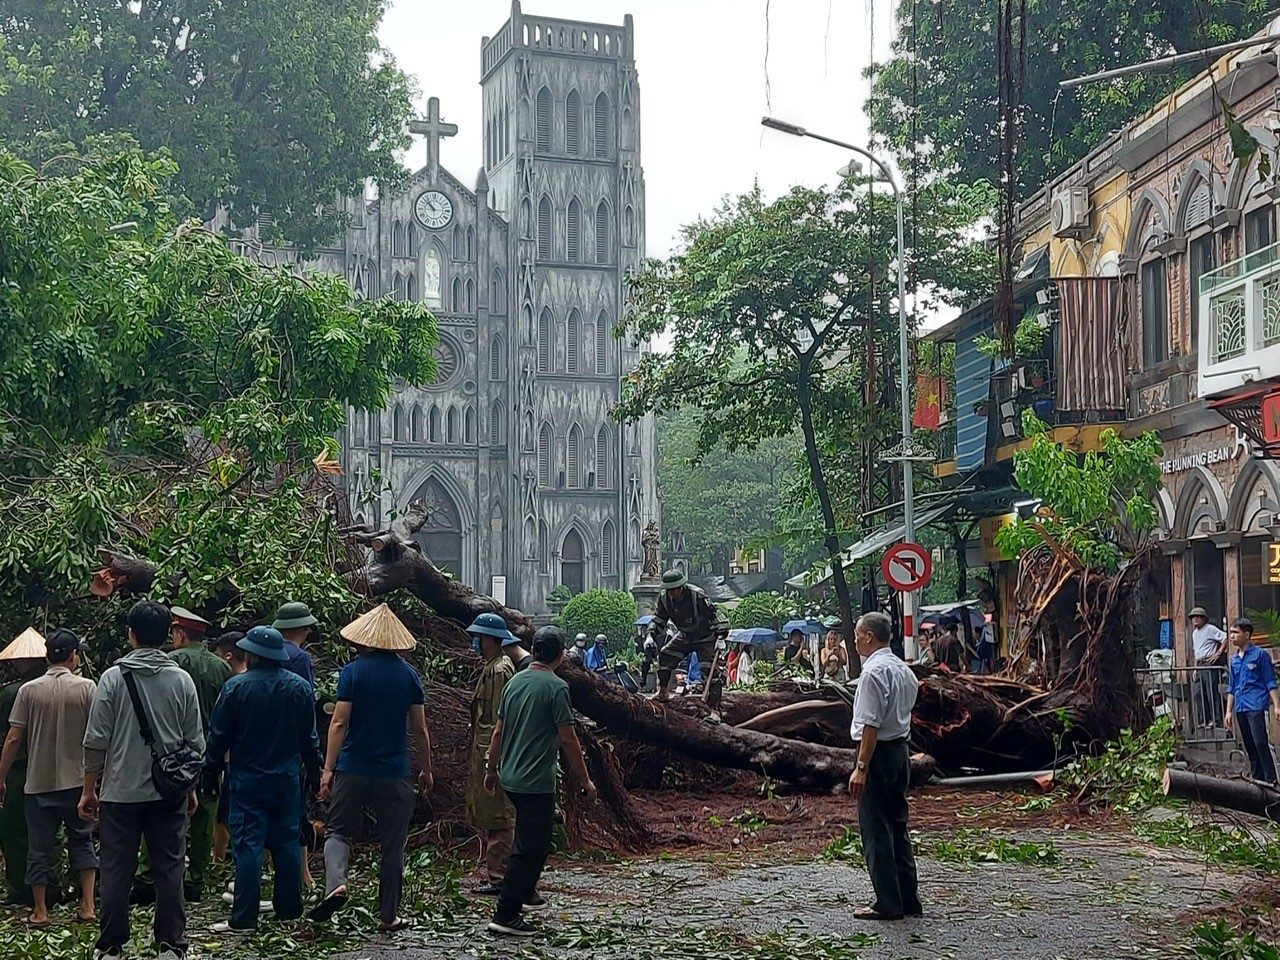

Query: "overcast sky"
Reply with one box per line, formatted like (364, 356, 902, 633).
(381, 0, 897, 258)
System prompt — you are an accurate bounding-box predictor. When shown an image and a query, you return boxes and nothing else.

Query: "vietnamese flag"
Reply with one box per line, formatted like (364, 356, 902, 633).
(913, 375, 946, 430)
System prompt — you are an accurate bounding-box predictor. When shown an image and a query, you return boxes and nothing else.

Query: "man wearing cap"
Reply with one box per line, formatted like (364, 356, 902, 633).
(271, 602, 317, 690)
(0, 629, 97, 924)
(647, 569, 729, 706)
(203, 625, 321, 935)
(1190, 607, 1228, 727)
(463, 614, 517, 896)
(0, 628, 46, 907)
(82, 601, 204, 960)
(312, 605, 433, 931)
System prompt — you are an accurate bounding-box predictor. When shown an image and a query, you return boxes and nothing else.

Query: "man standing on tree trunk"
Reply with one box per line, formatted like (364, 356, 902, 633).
(484, 627, 596, 938)
(847, 612, 920, 922)
(647, 570, 728, 708)
(1225, 618, 1280, 785)
(463, 613, 517, 896)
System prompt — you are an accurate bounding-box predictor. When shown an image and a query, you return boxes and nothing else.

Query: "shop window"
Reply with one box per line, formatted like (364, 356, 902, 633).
(1190, 539, 1225, 625)
(1246, 206, 1275, 255)
(1141, 258, 1168, 368)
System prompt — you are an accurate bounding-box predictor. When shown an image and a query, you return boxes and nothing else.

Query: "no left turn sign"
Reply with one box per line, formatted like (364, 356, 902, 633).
(882, 542, 932, 592)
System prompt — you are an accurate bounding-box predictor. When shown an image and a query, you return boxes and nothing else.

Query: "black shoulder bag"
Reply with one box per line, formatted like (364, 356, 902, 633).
(121, 670, 203, 801)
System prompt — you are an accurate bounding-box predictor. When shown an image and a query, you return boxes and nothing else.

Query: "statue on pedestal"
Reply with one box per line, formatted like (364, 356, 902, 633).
(641, 519, 661, 581)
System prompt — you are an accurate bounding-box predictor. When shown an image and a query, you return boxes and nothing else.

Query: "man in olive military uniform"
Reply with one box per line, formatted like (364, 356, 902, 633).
(134, 606, 231, 903)
(647, 570, 729, 708)
(0, 629, 47, 906)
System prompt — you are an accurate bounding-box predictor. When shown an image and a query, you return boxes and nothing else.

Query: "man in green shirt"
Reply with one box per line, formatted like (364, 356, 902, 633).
(0, 628, 46, 906)
(134, 606, 231, 904)
(484, 627, 595, 938)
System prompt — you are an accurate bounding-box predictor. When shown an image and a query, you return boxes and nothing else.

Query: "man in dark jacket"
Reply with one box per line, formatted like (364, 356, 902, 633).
(647, 570, 729, 705)
(203, 626, 321, 935)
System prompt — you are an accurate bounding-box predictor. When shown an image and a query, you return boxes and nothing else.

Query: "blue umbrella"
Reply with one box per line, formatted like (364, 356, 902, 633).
(782, 619, 825, 636)
(731, 628, 780, 645)
(635, 615, 654, 626)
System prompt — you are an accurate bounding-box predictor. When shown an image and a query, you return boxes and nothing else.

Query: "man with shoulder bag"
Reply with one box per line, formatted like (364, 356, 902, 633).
(82, 601, 205, 960)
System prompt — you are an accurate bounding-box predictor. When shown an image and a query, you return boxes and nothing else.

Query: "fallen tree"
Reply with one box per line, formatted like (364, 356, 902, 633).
(1163, 768, 1280, 822)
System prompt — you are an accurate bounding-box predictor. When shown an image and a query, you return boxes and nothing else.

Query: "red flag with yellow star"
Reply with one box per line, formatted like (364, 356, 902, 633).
(913, 375, 946, 430)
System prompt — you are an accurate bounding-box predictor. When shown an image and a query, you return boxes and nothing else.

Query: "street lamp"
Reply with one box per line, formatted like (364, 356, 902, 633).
(762, 115, 924, 660)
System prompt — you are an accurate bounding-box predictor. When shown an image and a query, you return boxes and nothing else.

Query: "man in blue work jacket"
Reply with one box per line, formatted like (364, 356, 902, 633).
(1225, 617, 1280, 786)
(202, 626, 321, 935)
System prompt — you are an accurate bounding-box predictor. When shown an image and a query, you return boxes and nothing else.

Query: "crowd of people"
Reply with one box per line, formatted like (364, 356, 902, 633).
(0, 597, 605, 955)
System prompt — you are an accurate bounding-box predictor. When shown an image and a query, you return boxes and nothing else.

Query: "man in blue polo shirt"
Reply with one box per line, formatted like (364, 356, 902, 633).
(1225, 617, 1280, 785)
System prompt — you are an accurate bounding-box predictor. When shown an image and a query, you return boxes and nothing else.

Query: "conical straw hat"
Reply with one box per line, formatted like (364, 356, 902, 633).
(340, 604, 416, 652)
(0, 627, 46, 661)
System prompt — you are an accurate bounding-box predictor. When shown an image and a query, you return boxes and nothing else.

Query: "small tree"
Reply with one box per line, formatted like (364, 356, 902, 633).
(557, 589, 638, 651)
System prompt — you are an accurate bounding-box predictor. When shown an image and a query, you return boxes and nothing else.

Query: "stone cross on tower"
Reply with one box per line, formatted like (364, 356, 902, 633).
(410, 97, 458, 181)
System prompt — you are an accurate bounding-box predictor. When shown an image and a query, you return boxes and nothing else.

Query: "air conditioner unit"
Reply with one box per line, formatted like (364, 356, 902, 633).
(1050, 186, 1090, 239)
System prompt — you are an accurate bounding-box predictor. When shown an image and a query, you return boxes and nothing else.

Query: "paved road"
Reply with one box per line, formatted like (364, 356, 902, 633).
(332, 826, 1238, 960)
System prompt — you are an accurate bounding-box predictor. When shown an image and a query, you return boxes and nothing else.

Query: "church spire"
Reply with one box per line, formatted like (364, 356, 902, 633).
(409, 97, 459, 182)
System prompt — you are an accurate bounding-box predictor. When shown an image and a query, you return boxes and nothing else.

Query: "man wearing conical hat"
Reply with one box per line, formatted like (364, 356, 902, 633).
(0, 628, 47, 906)
(312, 604, 432, 932)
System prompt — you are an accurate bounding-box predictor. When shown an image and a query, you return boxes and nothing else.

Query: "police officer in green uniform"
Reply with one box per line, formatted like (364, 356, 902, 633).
(0, 628, 48, 906)
(647, 570, 730, 708)
(133, 606, 231, 903)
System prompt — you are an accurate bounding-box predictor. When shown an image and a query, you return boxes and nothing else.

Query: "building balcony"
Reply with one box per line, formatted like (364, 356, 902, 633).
(1200, 240, 1280, 399)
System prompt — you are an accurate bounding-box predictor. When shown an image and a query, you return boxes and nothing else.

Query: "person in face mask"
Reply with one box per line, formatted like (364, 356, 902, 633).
(463, 614, 517, 896)
(566, 635, 588, 662)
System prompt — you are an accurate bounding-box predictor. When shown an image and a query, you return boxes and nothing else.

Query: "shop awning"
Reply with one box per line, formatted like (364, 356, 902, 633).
(785, 501, 956, 590)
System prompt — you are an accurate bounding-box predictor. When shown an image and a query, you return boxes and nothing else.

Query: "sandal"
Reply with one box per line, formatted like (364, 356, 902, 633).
(380, 917, 412, 932)
(74, 911, 96, 924)
(22, 914, 50, 927)
(309, 888, 348, 923)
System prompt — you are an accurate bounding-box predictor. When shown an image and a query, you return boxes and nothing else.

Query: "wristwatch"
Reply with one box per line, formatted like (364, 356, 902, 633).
(856, 760, 868, 771)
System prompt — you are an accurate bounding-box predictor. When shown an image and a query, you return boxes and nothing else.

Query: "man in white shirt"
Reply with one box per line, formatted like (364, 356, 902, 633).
(1189, 606, 1228, 726)
(847, 612, 920, 922)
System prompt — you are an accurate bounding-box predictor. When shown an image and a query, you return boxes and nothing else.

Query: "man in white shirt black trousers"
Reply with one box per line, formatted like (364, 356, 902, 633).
(847, 612, 921, 921)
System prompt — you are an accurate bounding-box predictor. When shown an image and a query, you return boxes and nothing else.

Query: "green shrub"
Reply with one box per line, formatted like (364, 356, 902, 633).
(556, 589, 638, 651)
(547, 584, 573, 602)
(728, 591, 796, 630)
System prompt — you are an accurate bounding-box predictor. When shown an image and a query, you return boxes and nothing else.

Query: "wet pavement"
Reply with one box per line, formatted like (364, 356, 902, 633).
(332, 826, 1241, 960)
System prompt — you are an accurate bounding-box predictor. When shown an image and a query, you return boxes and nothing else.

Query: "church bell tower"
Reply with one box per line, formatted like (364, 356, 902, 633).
(480, 3, 653, 609)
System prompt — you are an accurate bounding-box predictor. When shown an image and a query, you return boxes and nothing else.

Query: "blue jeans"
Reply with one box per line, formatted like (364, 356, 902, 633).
(1238, 710, 1278, 784)
(229, 775, 303, 929)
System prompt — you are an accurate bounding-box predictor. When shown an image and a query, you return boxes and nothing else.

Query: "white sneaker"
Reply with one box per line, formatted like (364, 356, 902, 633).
(210, 921, 254, 935)
(220, 890, 271, 912)
(93, 950, 123, 960)
(157, 947, 188, 960)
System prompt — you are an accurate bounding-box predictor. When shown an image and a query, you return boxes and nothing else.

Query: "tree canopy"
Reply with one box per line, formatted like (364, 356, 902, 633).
(0, 0, 415, 249)
(867, 0, 1270, 195)
(996, 413, 1164, 571)
(619, 179, 995, 653)
(0, 149, 437, 639)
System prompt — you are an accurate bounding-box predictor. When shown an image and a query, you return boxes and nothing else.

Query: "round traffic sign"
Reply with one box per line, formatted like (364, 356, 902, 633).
(882, 542, 932, 592)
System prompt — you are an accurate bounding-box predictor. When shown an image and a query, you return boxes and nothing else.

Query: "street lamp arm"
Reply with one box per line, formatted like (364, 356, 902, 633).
(760, 116, 899, 197)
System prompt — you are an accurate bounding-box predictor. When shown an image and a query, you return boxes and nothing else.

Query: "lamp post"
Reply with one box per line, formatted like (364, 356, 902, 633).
(761, 116, 923, 660)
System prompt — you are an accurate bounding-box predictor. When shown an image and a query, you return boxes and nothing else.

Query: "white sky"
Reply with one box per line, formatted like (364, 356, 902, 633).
(381, 0, 897, 259)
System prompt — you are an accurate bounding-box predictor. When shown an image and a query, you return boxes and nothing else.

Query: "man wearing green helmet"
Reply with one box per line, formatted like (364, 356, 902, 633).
(647, 570, 729, 707)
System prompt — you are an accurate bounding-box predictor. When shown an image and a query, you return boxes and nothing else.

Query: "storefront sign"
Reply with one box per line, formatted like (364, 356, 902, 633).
(1159, 429, 1249, 474)
(1263, 391, 1280, 445)
(1266, 542, 1280, 585)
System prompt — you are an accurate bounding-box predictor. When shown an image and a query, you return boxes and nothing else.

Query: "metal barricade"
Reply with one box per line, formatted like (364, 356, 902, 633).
(1134, 656, 1232, 746)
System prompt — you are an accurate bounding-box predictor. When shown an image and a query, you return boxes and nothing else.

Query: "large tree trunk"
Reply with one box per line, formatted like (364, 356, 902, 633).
(1163, 768, 1280, 821)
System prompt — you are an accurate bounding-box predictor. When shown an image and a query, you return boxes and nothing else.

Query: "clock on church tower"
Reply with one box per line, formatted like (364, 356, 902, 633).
(415, 191, 453, 229)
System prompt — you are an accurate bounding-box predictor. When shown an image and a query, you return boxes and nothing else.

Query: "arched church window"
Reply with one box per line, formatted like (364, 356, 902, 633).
(392, 221, 403, 257)
(601, 520, 615, 576)
(536, 86, 552, 152)
(567, 424, 582, 489)
(537, 195, 553, 260)
(596, 424, 611, 488)
(566, 90, 582, 155)
(566, 199, 582, 263)
(411, 405, 424, 442)
(490, 335, 504, 381)
(393, 404, 406, 441)
(596, 309, 609, 374)
(429, 405, 441, 443)
(537, 422, 553, 487)
(451, 277, 462, 313)
(465, 406, 477, 445)
(447, 406, 460, 444)
(595, 201, 610, 264)
(406, 273, 417, 302)
(490, 269, 505, 313)
(566, 309, 581, 374)
(594, 92, 610, 158)
(466, 278, 475, 313)
(490, 399, 504, 445)
(537, 308, 554, 373)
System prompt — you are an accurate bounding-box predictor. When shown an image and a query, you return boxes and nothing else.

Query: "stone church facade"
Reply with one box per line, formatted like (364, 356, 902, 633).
(228, 3, 658, 613)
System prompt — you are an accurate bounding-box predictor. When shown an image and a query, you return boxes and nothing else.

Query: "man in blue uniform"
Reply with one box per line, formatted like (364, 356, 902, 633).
(1225, 617, 1280, 785)
(202, 626, 321, 935)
